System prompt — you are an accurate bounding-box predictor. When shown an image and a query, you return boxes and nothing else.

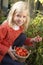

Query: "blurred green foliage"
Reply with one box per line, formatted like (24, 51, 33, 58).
(25, 13, 43, 65)
(0, 16, 6, 24)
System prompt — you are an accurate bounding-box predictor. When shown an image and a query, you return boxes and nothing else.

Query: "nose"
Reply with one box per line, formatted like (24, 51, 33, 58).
(20, 17, 24, 22)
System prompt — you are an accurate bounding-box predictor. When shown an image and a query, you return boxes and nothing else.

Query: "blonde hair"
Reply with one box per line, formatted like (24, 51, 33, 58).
(7, 1, 30, 31)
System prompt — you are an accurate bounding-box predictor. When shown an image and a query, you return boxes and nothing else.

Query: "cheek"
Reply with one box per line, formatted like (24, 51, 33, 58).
(24, 18, 27, 22)
(13, 17, 18, 21)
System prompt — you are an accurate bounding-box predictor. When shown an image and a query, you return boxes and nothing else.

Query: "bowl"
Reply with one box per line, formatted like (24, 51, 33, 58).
(12, 47, 31, 62)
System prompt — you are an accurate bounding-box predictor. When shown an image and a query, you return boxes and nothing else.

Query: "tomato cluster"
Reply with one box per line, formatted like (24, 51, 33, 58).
(15, 47, 28, 56)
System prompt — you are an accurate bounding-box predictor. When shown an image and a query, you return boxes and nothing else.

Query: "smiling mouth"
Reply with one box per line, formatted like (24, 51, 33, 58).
(17, 21, 23, 24)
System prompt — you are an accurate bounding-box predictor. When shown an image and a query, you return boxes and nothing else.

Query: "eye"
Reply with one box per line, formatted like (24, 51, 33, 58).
(23, 16, 26, 18)
(17, 14, 21, 17)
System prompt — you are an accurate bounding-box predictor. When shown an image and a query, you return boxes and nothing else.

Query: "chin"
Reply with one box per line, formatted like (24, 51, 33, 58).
(18, 23, 23, 26)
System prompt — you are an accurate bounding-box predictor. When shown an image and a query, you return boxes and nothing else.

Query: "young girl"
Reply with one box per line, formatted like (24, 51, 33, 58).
(0, 1, 42, 65)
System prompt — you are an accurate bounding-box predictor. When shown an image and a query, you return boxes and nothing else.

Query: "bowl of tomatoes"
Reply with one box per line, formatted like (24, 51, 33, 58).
(12, 47, 31, 62)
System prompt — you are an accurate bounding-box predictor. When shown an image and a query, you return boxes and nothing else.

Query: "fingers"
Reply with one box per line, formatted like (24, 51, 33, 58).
(35, 35, 42, 42)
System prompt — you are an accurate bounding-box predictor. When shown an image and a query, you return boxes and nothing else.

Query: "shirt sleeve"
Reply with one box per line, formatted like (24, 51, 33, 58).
(0, 43, 8, 62)
(12, 33, 33, 48)
(24, 38, 33, 46)
(0, 25, 8, 62)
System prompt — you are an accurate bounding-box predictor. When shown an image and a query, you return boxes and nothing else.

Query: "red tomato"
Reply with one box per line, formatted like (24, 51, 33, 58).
(23, 49, 27, 52)
(22, 52, 26, 56)
(16, 51, 20, 55)
(15, 47, 28, 57)
(15, 47, 20, 51)
(18, 48, 22, 52)
(19, 52, 23, 56)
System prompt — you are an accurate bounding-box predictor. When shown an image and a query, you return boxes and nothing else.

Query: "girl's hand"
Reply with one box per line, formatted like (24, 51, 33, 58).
(31, 35, 42, 42)
(7, 46, 18, 61)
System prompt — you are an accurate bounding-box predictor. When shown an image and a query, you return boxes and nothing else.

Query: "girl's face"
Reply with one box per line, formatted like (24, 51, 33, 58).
(13, 10, 27, 26)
